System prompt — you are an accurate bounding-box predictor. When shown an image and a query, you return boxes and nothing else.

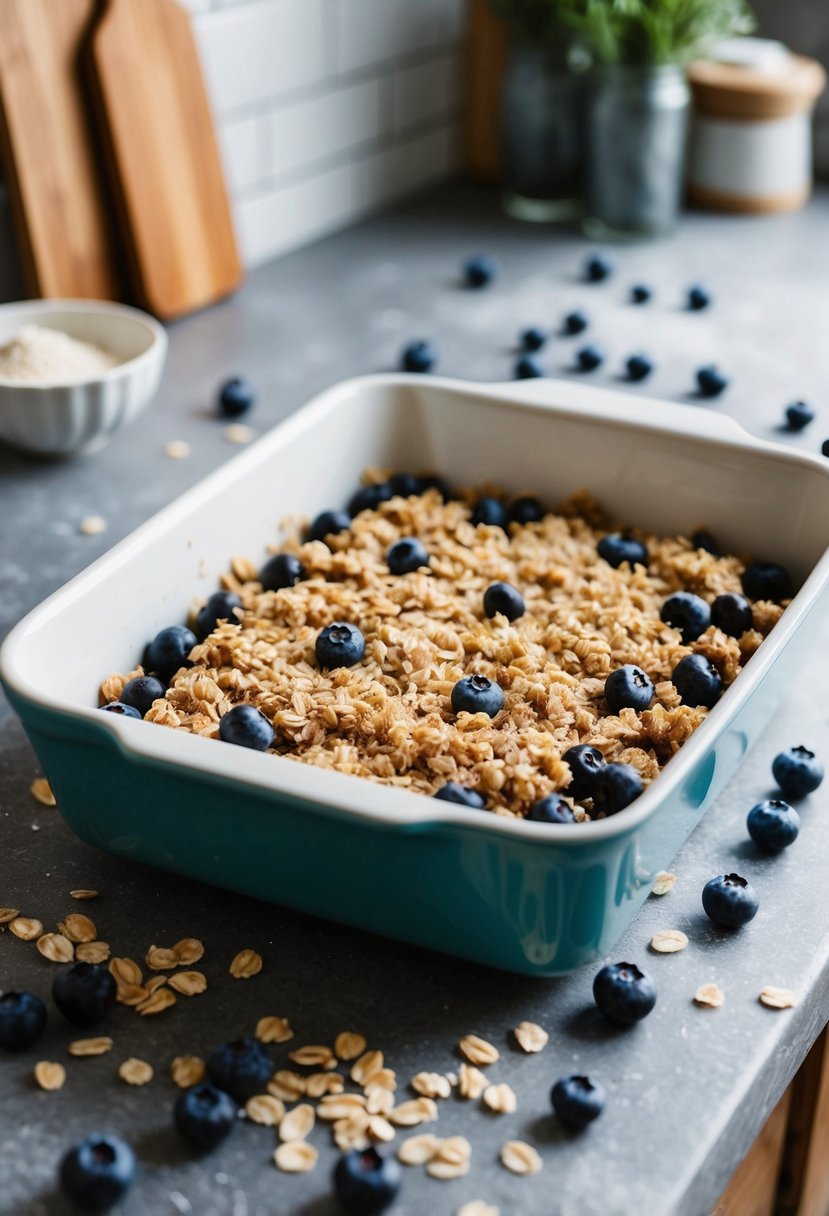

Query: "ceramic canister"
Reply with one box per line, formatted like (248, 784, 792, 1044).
(687, 39, 826, 214)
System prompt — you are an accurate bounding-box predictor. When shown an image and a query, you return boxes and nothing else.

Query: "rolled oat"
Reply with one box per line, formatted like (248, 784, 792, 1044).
(255, 1016, 293, 1044)
(69, 1037, 113, 1057)
(334, 1031, 367, 1061)
(34, 1061, 66, 1091)
(458, 1035, 499, 1067)
(513, 1021, 548, 1053)
(246, 1095, 285, 1126)
(759, 986, 797, 1009)
(500, 1140, 542, 1175)
(119, 1058, 153, 1086)
(279, 1103, 316, 1142)
(230, 948, 262, 979)
(411, 1071, 452, 1099)
(37, 933, 74, 963)
(651, 871, 677, 896)
(171, 1056, 205, 1088)
(457, 1064, 487, 1100)
(694, 983, 725, 1008)
(273, 1141, 318, 1173)
(75, 941, 111, 964)
(58, 914, 96, 943)
(30, 778, 56, 806)
(168, 970, 207, 996)
(650, 929, 689, 954)
(483, 1083, 517, 1114)
(10, 917, 43, 941)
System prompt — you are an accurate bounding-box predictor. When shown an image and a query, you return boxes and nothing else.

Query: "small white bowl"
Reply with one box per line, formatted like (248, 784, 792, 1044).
(0, 299, 167, 457)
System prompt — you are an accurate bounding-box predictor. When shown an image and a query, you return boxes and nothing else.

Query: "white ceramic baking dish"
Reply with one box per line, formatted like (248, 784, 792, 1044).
(3, 375, 829, 975)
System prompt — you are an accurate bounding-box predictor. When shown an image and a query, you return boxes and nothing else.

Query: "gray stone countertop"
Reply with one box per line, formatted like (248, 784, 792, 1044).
(2, 184, 829, 1216)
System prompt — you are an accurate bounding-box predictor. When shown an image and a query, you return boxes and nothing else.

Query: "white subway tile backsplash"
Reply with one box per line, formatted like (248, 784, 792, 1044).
(334, 0, 453, 74)
(217, 111, 262, 193)
(394, 51, 462, 132)
(265, 77, 390, 181)
(195, 0, 327, 115)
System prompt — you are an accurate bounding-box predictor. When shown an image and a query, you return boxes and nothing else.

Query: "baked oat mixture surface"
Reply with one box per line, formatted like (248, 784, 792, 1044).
(100, 484, 784, 819)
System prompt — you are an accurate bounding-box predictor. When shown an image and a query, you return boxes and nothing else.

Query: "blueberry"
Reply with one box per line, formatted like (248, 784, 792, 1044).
(563, 310, 588, 335)
(174, 1084, 237, 1153)
(711, 592, 752, 637)
(401, 340, 436, 374)
(119, 675, 166, 717)
(551, 1075, 606, 1129)
(585, 252, 613, 282)
(53, 963, 116, 1029)
(308, 509, 352, 544)
(387, 537, 429, 575)
(576, 344, 604, 372)
(418, 473, 451, 500)
(592, 763, 644, 815)
(660, 591, 711, 643)
(0, 991, 47, 1051)
(206, 1037, 272, 1102)
(471, 496, 508, 529)
(218, 704, 274, 751)
(785, 401, 814, 431)
(515, 353, 544, 380)
(687, 285, 712, 311)
(630, 284, 652, 304)
(451, 674, 504, 718)
(593, 961, 656, 1025)
(597, 531, 648, 569)
(747, 799, 800, 853)
(196, 590, 243, 639)
(696, 365, 729, 398)
(671, 653, 723, 708)
(742, 561, 792, 602)
(822, 438, 829, 458)
(483, 581, 524, 621)
(464, 254, 497, 289)
(60, 1133, 136, 1214)
(316, 622, 366, 668)
(334, 1146, 402, 1215)
(605, 665, 654, 713)
(772, 745, 824, 798)
(509, 495, 544, 525)
(701, 873, 759, 928)
(100, 701, 141, 719)
(218, 376, 255, 419)
(348, 483, 392, 517)
(433, 783, 486, 808)
(521, 326, 548, 351)
(691, 529, 720, 555)
(389, 472, 424, 498)
(526, 794, 576, 824)
(144, 625, 197, 684)
(260, 553, 306, 591)
(562, 744, 606, 799)
(626, 353, 654, 382)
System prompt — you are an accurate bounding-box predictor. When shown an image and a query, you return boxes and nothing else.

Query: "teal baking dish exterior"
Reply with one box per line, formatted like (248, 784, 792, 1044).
(4, 375, 829, 976)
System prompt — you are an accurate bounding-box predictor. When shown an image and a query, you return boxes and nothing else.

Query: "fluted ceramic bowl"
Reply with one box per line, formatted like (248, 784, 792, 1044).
(0, 299, 167, 457)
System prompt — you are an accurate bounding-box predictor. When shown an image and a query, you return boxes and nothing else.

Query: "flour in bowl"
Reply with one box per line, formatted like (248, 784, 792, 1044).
(0, 324, 121, 383)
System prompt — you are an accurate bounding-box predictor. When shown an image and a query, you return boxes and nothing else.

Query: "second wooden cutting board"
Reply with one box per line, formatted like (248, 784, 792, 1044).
(88, 0, 243, 320)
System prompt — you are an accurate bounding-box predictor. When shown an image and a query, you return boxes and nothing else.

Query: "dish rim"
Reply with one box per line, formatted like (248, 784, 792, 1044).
(3, 371, 829, 845)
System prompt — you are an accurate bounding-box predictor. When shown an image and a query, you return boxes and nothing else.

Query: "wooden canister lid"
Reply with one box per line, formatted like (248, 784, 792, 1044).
(688, 54, 826, 120)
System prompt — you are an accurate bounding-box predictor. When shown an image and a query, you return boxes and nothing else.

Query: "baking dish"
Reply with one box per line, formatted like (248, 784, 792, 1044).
(3, 374, 829, 976)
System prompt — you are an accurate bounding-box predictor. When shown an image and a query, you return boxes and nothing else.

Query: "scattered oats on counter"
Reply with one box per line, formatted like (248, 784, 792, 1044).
(79, 515, 107, 536)
(168, 970, 207, 996)
(10, 916, 43, 941)
(289, 1044, 336, 1069)
(273, 1141, 318, 1173)
(164, 440, 191, 460)
(279, 1103, 316, 1142)
(398, 1133, 440, 1165)
(694, 983, 725, 1008)
(137, 987, 176, 1016)
(652, 871, 678, 896)
(146, 945, 178, 971)
(269, 1070, 307, 1102)
(37, 932, 74, 962)
(458, 1035, 499, 1067)
(389, 1098, 437, 1127)
(34, 1061, 66, 1091)
(350, 1050, 383, 1085)
(411, 1071, 452, 1099)
(230, 947, 262, 979)
(29, 777, 56, 806)
(246, 1094, 285, 1126)
(650, 929, 689, 954)
(119, 1058, 153, 1086)
(458, 1203, 499, 1216)
(513, 1021, 548, 1053)
(69, 1036, 113, 1057)
(59, 914, 96, 943)
(170, 1056, 205, 1088)
(224, 423, 254, 445)
(759, 986, 797, 1010)
(257, 1015, 294, 1044)
(483, 1083, 517, 1114)
(69, 890, 98, 901)
(172, 938, 205, 965)
(75, 941, 111, 964)
(334, 1030, 367, 1060)
(427, 1136, 472, 1180)
(500, 1140, 543, 1176)
(457, 1064, 487, 1100)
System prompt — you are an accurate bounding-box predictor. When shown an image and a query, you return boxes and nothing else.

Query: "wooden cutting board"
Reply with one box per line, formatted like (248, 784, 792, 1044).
(88, 0, 243, 319)
(0, 0, 120, 300)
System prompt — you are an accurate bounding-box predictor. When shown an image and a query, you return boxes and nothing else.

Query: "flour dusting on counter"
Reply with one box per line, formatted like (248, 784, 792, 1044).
(0, 324, 121, 383)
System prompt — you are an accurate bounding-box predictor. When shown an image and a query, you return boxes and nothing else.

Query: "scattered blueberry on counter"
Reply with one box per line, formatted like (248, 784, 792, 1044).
(118, 675, 166, 718)
(630, 284, 652, 305)
(561, 744, 606, 800)
(592, 763, 644, 816)
(471, 496, 509, 530)
(0, 991, 47, 1051)
(747, 799, 800, 853)
(710, 592, 753, 638)
(144, 625, 197, 684)
(206, 1037, 273, 1102)
(625, 353, 654, 382)
(772, 745, 824, 798)
(348, 483, 393, 517)
(53, 963, 117, 1029)
(605, 665, 654, 713)
(451, 674, 505, 718)
(785, 401, 814, 431)
(576, 344, 604, 372)
(464, 254, 497, 289)
(218, 704, 275, 751)
(100, 701, 141, 719)
(687, 285, 712, 311)
(307, 509, 352, 545)
(822, 438, 829, 458)
(196, 590, 243, 639)
(217, 376, 255, 419)
(433, 783, 486, 808)
(515, 353, 544, 380)
(660, 591, 711, 643)
(483, 581, 525, 621)
(260, 552, 307, 591)
(509, 495, 544, 525)
(520, 326, 548, 351)
(60, 1134, 136, 1214)
(585, 252, 613, 283)
(526, 794, 576, 824)
(597, 531, 649, 569)
(696, 365, 729, 398)
(400, 340, 436, 374)
(551, 1075, 606, 1129)
(593, 961, 657, 1025)
(316, 622, 366, 669)
(174, 1084, 237, 1153)
(671, 654, 722, 709)
(333, 1146, 401, 1215)
(741, 560, 791, 603)
(563, 309, 588, 336)
(702, 873, 759, 928)
(387, 537, 429, 575)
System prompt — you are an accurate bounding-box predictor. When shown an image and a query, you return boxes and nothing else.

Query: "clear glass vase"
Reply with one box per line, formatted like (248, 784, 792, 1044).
(501, 44, 584, 223)
(584, 64, 690, 238)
